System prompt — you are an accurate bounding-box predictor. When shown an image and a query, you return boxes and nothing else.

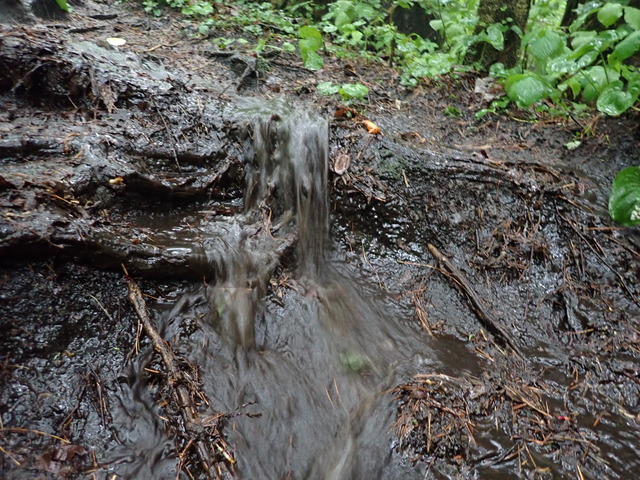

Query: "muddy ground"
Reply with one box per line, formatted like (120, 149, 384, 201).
(1, 1, 639, 479)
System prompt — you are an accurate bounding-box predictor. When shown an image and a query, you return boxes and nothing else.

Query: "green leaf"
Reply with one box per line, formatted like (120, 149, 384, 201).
(624, 6, 640, 30)
(529, 30, 564, 60)
(504, 74, 551, 107)
(298, 26, 324, 70)
(609, 166, 640, 226)
(298, 26, 323, 50)
(561, 75, 583, 97)
(334, 11, 351, 28)
(486, 24, 504, 51)
(317, 81, 340, 96)
(626, 71, 640, 97)
(611, 30, 640, 61)
(580, 65, 619, 101)
(339, 83, 369, 100)
(596, 82, 634, 115)
(55, 0, 70, 12)
(598, 3, 623, 27)
(301, 50, 323, 70)
(429, 19, 444, 32)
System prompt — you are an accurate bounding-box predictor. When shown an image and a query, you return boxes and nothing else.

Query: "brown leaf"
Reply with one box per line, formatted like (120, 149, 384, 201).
(362, 119, 380, 135)
(0, 175, 17, 190)
(333, 153, 351, 175)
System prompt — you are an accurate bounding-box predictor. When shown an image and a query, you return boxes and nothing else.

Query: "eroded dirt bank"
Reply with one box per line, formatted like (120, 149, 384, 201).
(1, 2, 640, 479)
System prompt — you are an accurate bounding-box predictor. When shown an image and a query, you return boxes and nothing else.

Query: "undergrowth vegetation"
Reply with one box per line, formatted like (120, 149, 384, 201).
(129, 0, 639, 224)
(134, 0, 639, 118)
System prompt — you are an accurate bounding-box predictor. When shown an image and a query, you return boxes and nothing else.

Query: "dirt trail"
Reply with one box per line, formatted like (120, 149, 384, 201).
(1, 2, 640, 479)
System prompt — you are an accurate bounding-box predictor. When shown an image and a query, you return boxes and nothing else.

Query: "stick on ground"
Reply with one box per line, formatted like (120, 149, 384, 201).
(123, 265, 234, 479)
(427, 244, 524, 359)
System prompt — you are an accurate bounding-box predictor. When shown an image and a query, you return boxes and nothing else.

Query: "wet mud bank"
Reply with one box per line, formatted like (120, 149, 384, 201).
(1, 5, 640, 480)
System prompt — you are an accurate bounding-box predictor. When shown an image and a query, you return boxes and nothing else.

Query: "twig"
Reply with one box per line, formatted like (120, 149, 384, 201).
(88, 294, 113, 322)
(427, 243, 524, 359)
(123, 265, 231, 479)
(557, 210, 639, 307)
(0, 427, 70, 444)
(0, 445, 21, 466)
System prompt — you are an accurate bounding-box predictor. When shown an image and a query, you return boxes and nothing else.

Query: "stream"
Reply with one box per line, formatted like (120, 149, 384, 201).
(103, 99, 453, 479)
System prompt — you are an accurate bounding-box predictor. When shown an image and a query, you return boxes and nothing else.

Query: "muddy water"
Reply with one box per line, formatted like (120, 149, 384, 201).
(104, 99, 459, 479)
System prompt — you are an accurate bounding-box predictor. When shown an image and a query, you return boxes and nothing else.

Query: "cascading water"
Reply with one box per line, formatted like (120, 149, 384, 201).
(106, 99, 443, 479)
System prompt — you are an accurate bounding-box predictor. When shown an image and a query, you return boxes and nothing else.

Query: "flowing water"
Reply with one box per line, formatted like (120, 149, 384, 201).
(101, 99, 456, 479)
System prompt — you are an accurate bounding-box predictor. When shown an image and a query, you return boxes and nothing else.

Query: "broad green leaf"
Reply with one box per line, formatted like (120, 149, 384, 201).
(429, 19, 444, 32)
(298, 26, 323, 49)
(317, 82, 340, 96)
(598, 3, 623, 27)
(301, 50, 323, 70)
(609, 166, 640, 226)
(486, 24, 504, 50)
(611, 30, 640, 61)
(529, 30, 564, 60)
(350, 30, 363, 43)
(561, 75, 583, 97)
(580, 66, 619, 101)
(334, 11, 351, 28)
(339, 83, 369, 100)
(624, 6, 640, 30)
(575, 49, 599, 68)
(571, 30, 597, 50)
(626, 71, 640, 97)
(504, 74, 551, 107)
(548, 54, 580, 75)
(298, 26, 324, 70)
(597, 82, 633, 115)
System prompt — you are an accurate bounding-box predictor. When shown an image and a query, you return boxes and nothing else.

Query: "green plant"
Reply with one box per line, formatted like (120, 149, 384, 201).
(317, 81, 369, 102)
(504, 2, 640, 115)
(55, 0, 70, 12)
(609, 166, 640, 226)
(298, 26, 324, 70)
(444, 105, 462, 117)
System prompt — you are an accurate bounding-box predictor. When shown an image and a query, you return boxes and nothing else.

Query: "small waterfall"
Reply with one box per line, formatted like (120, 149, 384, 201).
(206, 99, 330, 348)
(243, 99, 329, 277)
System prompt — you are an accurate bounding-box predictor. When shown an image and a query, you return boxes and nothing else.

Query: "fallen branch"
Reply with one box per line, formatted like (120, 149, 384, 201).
(124, 265, 234, 479)
(427, 243, 524, 359)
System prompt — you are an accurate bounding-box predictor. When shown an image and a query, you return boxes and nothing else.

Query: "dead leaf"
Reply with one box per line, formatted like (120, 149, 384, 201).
(333, 153, 351, 175)
(0, 175, 16, 190)
(474, 76, 503, 103)
(362, 119, 380, 135)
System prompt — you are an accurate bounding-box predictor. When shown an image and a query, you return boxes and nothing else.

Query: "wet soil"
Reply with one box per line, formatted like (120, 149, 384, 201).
(1, 2, 640, 479)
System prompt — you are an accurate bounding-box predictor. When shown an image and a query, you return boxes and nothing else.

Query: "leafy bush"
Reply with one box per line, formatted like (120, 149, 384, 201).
(505, 2, 640, 116)
(317, 81, 369, 102)
(134, 0, 639, 116)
